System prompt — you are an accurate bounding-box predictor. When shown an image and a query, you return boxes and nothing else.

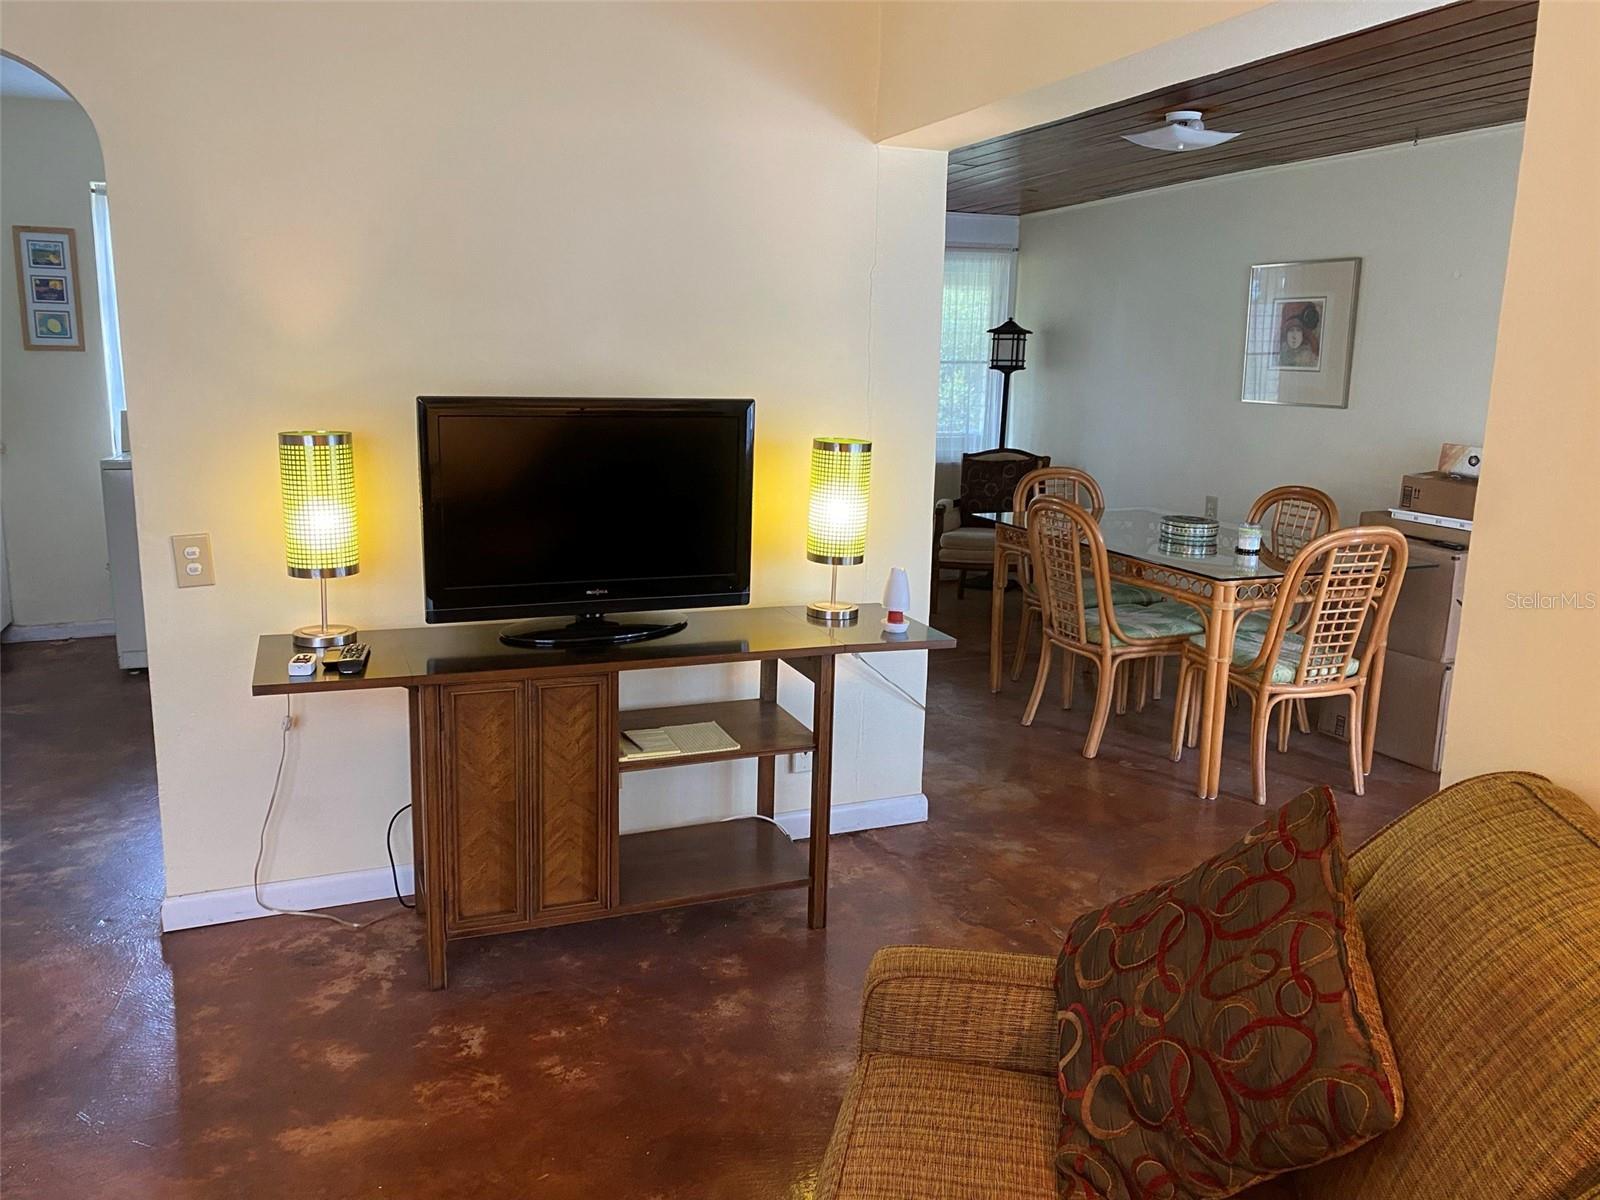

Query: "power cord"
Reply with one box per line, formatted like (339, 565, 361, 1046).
(848, 652, 926, 711)
(721, 811, 793, 841)
(253, 695, 406, 929)
(386, 804, 416, 908)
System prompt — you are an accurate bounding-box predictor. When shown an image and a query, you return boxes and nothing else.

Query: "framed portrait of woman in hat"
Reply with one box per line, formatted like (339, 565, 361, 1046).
(1240, 258, 1360, 407)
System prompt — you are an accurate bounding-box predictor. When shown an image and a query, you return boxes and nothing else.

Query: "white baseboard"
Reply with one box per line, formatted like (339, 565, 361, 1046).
(161, 794, 928, 932)
(2, 619, 116, 643)
(162, 864, 414, 932)
(774, 792, 928, 841)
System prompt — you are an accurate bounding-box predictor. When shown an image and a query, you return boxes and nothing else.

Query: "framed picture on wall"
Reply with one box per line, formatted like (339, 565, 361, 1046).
(1240, 258, 1360, 407)
(12, 226, 85, 351)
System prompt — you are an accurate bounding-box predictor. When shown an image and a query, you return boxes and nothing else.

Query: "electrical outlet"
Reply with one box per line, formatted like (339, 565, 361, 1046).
(787, 752, 812, 775)
(171, 533, 215, 587)
(1204, 495, 1219, 520)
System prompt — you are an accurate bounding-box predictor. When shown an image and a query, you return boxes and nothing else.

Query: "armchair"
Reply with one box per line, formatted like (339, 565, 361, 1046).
(931, 448, 1049, 613)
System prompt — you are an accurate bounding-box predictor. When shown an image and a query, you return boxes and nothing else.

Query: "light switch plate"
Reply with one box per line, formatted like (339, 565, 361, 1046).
(1204, 495, 1219, 520)
(171, 533, 215, 587)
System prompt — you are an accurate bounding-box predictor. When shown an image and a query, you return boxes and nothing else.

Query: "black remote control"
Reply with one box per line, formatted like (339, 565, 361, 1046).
(326, 643, 370, 675)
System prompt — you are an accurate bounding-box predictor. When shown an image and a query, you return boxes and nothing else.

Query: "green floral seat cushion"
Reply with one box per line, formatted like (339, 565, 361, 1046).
(1237, 611, 1271, 635)
(1045, 580, 1166, 610)
(1081, 582, 1171, 611)
(1082, 599, 1205, 646)
(1100, 582, 1165, 608)
(1190, 620, 1360, 684)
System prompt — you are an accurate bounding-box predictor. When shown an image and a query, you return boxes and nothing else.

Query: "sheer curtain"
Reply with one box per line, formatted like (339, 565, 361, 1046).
(938, 248, 1015, 462)
(90, 182, 128, 454)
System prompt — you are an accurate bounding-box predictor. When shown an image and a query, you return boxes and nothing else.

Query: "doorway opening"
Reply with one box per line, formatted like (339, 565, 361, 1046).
(925, 2, 1533, 806)
(1, 51, 144, 669)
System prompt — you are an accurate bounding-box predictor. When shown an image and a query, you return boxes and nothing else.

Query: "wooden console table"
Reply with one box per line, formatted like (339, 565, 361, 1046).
(251, 605, 953, 987)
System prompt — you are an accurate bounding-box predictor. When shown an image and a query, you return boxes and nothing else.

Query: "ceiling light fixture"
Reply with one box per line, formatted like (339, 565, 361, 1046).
(1120, 110, 1240, 153)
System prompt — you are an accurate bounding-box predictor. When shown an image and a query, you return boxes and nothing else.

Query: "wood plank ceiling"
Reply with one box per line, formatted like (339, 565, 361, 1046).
(947, 0, 1537, 215)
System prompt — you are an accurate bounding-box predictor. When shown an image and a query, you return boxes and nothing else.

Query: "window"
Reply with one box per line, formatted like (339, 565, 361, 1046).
(938, 248, 1016, 462)
(90, 182, 128, 454)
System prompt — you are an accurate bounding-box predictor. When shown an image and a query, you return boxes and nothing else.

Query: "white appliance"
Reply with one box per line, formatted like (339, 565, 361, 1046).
(99, 454, 147, 670)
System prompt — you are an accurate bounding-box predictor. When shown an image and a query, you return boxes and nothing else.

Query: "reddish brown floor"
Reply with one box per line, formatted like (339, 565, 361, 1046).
(0, 593, 1439, 1199)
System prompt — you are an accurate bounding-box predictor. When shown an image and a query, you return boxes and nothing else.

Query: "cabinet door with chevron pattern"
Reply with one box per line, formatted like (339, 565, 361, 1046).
(528, 676, 614, 917)
(440, 681, 531, 933)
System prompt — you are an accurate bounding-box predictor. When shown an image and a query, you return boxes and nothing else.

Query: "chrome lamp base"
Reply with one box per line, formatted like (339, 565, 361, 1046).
(805, 600, 858, 624)
(293, 622, 357, 649)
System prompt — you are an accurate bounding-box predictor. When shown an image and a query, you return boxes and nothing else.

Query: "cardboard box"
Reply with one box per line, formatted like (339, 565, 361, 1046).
(1400, 471, 1478, 521)
(1317, 650, 1453, 772)
(1373, 650, 1453, 771)
(1382, 538, 1468, 662)
(1315, 696, 1353, 743)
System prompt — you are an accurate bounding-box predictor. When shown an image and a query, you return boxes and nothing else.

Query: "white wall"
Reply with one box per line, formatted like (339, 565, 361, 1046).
(1443, 0, 1600, 809)
(0, 94, 113, 628)
(1012, 126, 1524, 524)
(0, 2, 946, 902)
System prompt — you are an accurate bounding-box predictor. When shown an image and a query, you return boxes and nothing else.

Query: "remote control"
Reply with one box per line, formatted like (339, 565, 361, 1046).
(287, 652, 317, 676)
(329, 642, 371, 675)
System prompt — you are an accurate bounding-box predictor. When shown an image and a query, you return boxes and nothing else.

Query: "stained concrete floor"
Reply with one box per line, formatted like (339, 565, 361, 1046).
(0, 591, 1438, 1198)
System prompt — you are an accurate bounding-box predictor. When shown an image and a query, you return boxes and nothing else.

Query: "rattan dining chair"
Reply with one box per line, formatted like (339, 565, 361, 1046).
(1014, 465, 1105, 518)
(1238, 484, 1342, 741)
(1248, 484, 1340, 563)
(1170, 526, 1409, 805)
(1023, 497, 1204, 758)
(1011, 467, 1099, 682)
(1009, 468, 1165, 690)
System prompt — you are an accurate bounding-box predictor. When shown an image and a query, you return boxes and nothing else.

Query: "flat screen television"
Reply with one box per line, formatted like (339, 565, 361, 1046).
(417, 397, 754, 646)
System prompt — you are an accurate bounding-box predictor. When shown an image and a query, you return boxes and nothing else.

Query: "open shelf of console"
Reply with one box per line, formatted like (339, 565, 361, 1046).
(616, 818, 808, 914)
(617, 698, 814, 772)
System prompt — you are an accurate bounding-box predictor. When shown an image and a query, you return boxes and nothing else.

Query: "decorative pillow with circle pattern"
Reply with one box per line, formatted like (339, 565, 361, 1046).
(1054, 787, 1403, 1199)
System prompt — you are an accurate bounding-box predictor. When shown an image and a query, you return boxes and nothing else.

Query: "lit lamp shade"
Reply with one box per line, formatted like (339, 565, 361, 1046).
(279, 431, 360, 648)
(806, 438, 871, 566)
(279, 431, 359, 578)
(804, 437, 871, 624)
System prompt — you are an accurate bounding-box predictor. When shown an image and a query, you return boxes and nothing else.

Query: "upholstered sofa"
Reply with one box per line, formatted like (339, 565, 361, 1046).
(816, 772, 1600, 1200)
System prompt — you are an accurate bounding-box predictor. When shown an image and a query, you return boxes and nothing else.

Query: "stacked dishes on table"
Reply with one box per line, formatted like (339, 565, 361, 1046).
(1158, 514, 1219, 557)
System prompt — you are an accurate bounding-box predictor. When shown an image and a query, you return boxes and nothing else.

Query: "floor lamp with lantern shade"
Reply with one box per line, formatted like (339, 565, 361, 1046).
(987, 317, 1030, 448)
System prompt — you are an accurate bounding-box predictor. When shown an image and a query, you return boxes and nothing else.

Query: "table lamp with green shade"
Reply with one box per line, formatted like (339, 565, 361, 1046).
(279, 430, 360, 648)
(805, 436, 871, 624)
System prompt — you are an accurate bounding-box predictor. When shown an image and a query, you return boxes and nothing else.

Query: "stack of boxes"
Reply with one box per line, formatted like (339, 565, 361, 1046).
(1318, 445, 1478, 771)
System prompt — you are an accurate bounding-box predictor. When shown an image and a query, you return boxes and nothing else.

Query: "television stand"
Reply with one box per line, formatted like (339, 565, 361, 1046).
(498, 610, 688, 648)
(250, 604, 954, 988)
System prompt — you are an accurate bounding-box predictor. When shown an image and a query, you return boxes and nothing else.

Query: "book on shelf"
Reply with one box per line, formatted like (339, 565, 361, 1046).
(618, 721, 741, 762)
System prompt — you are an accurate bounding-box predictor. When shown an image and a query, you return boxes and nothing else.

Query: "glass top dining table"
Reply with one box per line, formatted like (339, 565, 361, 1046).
(973, 507, 1295, 581)
(971, 507, 1421, 802)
